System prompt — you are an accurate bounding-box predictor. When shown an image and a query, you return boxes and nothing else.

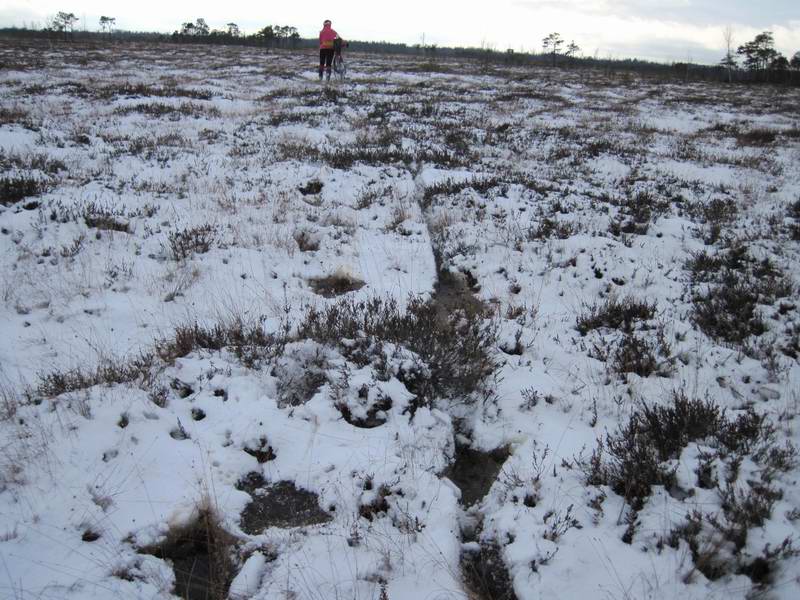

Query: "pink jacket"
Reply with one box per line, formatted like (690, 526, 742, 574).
(319, 25, 338, 49)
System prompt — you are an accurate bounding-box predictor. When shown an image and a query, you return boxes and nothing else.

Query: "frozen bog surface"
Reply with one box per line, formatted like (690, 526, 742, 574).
(1, 38, 799, 600)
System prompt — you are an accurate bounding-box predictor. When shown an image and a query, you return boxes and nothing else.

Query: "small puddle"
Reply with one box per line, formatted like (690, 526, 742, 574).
(309, 274, 366, 297)
(138, 510, 235, 600)
(433, 265, 487, 319)
(461, 540, 520, 600)
(238, 477, 332, 534)
(446, 444, 510, 507)
(448, 443, 518, 600)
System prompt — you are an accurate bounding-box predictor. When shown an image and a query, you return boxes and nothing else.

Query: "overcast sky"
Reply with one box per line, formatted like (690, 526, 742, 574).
(1, 0, 798, 63)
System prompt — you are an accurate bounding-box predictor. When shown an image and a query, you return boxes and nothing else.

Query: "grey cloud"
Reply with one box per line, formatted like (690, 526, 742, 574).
(514, 0, 799, 28)
(598, 37, 723, 63)
(0, 8, 45, 28)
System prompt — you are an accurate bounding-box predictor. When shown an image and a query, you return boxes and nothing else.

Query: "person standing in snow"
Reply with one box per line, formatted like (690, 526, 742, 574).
(319, 20, 342, 81)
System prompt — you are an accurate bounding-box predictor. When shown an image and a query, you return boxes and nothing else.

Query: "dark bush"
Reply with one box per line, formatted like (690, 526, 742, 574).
(37, 354, 156, 398)
(309, 272, 365, 297)
(296, 296, 496, 407)
(788, 199, 800, 241)
(606, 190, 669, 237)
(585, 392, 771, 510)
(692, 273, 768, 343)
(298, 180, 323, 195)
(528, 217, 575, 240)
(633, 394, 724, 460)
(576, 296, 656, 335)
(34, 316, 285, 400)
(611, 333, 670, 378)
(0, 151, 65, 175)
(278, 141, 463, 170)
(0, 176, 47, 206)
(294, 229, 320, 252)
(156, 320, 283, 368)
(689, 247, 793, 345)
(421, 174, 554, 209)
(684, 197, 739, 244)
(0, 106, 30, 126)
(168, 224, 219, 260)
(115, 102, 221, 119)
(736, 128, 778, 146)
(269, 111, 321, 127)
(99, 83, 215, 100)
(685, 250, 724, 281)
(421, 177, 504, 208)
(84, 205, 130, 232)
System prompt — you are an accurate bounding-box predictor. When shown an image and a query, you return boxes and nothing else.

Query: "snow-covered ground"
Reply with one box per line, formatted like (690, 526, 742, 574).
(1, 39, 799, 600)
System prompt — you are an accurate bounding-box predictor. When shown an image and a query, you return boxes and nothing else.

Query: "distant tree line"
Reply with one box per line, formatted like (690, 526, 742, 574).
(171, 18, 301, 48)
(45, 11, 78, 38)
(541, 32, 580, 66)
(720, 30, 800, 83)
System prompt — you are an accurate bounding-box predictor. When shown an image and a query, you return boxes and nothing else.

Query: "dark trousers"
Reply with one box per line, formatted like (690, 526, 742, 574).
(319, 49, 334, 78)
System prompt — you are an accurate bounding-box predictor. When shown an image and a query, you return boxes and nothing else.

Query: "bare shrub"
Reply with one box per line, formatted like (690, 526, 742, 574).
(528, 217, 575, 241)
(98, 83, 215, 100)
(611, 331, 673, 379)
(0, 105, 30, 126)
(60, 234, 86, 258)
(422, 177, 503, 208)
(736, 128, 778, 147)
(787, 198, 800, 241)
(34, 317, 285, 401)
(583, 391, 776, 511)
(36, 354, 156, 398)
(279, 141, 463, 170)
(155, 319, 284, 369)
(666, 499, 796, 585)
(422, 174, 554, 211)
(0, 150, 65, 175)
(689, 247, 793, 346)
(297, 296, 496, 408)
(604, 189, 670, 237)
(269, 111, 321, 127)
(115, 102, 221, 119)
(167, 224, 219, 261)
(0, 383, 18, 421)
(84, 205, 130, 233)
(542, 504, 582, 541)
(692, 274, 768, 343)
(576, 296, 656, 335)
(384, 203, 413, 233)
(355, 184, 391, 210)
(684, 197, 739, 244)
(0, 176, 48, 206)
